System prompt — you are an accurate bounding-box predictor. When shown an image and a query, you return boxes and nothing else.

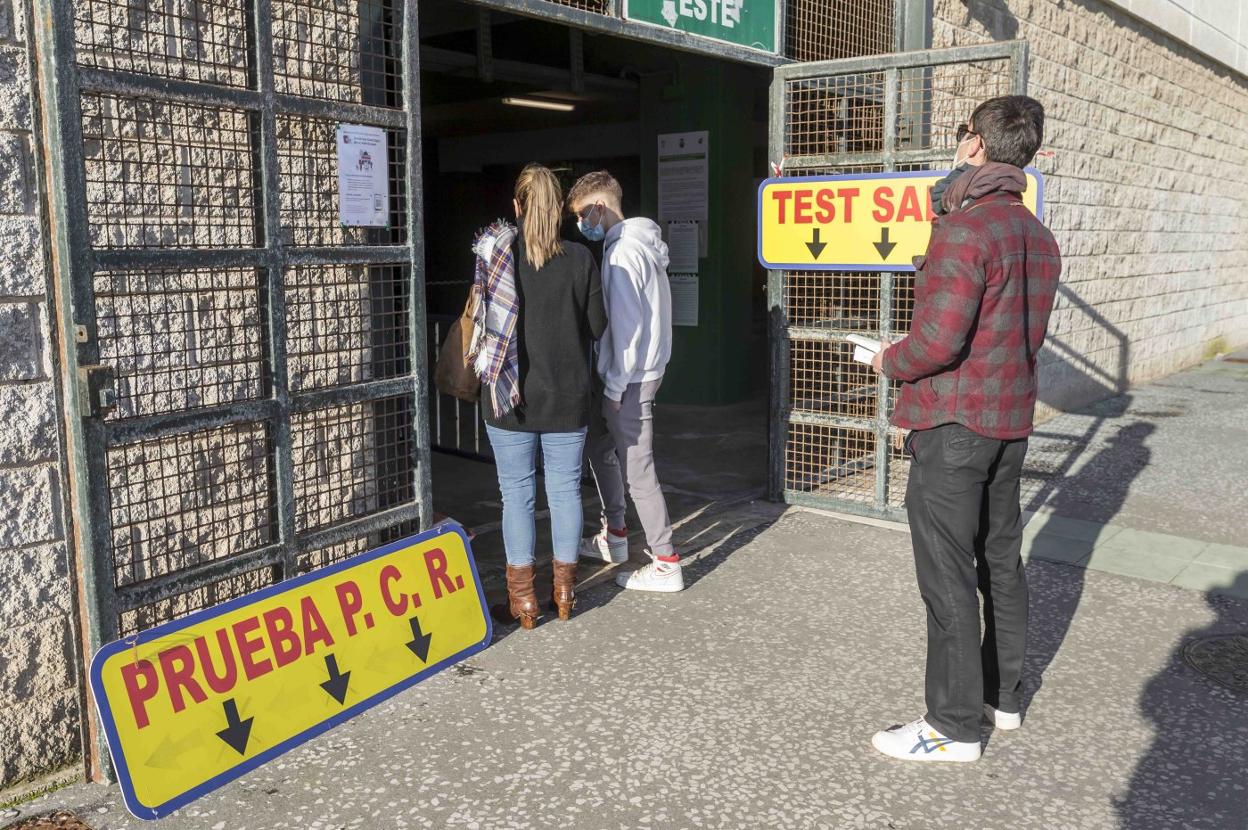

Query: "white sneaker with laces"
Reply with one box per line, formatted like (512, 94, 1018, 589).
(871, 717, 981, 763)
(615, 552, 684, 592)
(984, 704, 1022, 731)
(578, 525, 629, 564)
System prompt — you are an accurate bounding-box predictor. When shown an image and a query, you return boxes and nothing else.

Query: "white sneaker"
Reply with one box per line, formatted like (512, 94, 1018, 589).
(984, 704, 1022, 731)
(578, 525, 629, 564)
(871, 717, 981, 763)
(615, 552, 684, 592)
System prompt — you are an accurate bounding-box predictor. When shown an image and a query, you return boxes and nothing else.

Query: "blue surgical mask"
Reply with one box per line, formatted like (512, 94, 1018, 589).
(578, 205, 605, 242)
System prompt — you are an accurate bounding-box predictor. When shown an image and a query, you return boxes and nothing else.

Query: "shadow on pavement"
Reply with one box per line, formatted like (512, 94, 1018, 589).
(1024, 417, 1154, 707)
(461, 396, 774, 643)
(1116, 572, 1248, 829)
(1022, 284, 1139, 708)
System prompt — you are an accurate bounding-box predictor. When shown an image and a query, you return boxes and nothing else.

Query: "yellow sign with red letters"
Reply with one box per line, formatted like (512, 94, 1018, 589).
(757, 169, 1043, 271)
(90, 524, 490, 820)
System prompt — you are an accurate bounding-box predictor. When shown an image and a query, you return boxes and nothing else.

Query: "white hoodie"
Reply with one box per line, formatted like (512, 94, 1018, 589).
(598, 218, 673, 402)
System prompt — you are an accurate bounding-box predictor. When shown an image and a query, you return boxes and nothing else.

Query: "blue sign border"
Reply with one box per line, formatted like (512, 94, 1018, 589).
(89, 522, 493, 821)
(756, 167, 1045, 272)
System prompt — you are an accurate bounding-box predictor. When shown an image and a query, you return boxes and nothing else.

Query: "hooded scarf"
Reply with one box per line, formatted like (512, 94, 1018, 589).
(941, 162, 1027, 214)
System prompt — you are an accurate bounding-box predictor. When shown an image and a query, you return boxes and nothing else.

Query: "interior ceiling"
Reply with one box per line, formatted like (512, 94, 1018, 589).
(419, 0, 640, 138)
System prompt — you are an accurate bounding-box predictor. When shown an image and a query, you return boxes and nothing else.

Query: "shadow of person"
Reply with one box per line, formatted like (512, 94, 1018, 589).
(1023, 421, 1156, 709)
(1115, 572, 1248, 828)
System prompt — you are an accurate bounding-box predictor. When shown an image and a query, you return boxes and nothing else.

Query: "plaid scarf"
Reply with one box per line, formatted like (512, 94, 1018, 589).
(470, 220, 521, 418)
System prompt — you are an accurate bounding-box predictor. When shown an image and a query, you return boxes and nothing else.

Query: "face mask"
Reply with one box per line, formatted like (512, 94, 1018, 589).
(953, 132, 979, 168)
(578, 205, 605, 242)
(953, 141, 969, 168)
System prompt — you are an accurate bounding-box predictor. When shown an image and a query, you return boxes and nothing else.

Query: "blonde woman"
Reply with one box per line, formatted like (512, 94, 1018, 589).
(473, 164, 607, 629)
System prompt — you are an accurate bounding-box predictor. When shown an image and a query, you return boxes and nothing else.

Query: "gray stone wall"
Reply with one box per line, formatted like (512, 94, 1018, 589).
(0, 0, 82, 798)
(934, 0, 1248, 414)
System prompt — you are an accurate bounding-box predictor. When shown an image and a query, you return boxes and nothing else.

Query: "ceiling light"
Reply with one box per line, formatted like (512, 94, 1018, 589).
(502, 97, 575, 112)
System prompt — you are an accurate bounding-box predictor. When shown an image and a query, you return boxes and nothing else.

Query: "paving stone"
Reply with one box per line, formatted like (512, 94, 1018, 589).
(1024, 514, 1122, 545)
(1023, 532, 1094, 565)
(1172, 562, 1248, 600)
(1083, 546, 1191, 583)
(1093, 527, 1209, 563)
(1194, 543, 1248, 571)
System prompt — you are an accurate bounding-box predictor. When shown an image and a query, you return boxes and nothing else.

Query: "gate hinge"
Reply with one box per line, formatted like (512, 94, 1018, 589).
(77, 364, 117, 417)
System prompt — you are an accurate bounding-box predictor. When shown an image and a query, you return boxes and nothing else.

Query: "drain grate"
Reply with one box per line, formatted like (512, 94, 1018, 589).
(1183, 634, 1248, 693)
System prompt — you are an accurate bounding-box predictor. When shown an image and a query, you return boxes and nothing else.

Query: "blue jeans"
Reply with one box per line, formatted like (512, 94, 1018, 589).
(485, 425, 587, 567)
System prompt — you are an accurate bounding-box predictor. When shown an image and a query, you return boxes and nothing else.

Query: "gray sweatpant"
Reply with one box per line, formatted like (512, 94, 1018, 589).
(586, 379, 675, 557)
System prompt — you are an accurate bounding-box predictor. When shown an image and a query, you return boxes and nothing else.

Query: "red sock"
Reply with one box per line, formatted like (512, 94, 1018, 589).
(608, 526, 628, 538)
(657, 552, 680, 563)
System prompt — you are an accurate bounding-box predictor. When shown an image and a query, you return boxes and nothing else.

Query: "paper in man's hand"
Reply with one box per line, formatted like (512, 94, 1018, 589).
(847, 334, 883, 366)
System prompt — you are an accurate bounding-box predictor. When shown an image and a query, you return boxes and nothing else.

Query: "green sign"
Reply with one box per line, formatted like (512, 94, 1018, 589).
(624, 0, 778, 54)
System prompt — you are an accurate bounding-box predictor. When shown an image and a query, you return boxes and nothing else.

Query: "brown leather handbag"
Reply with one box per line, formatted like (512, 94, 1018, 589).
(433, 284, 481, 402)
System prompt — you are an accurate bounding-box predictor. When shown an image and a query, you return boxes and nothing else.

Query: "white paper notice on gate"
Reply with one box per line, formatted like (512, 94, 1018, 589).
(337, 124, 389, 227)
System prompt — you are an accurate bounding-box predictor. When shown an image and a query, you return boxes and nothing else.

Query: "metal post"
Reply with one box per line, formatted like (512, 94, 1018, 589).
(1010, 40, 1030, 94)
(766, 72, 787, 501)
(875, 68, 900, 511)
(253, 0, 297, 581)
(30, 0, 118, 783)
(406, 0, 435, 529)
(899, 0, 933, 51)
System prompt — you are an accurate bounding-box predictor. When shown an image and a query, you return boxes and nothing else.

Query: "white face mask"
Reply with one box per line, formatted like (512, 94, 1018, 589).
(953, 139, 972, 168)
(953, 130, 979, 168)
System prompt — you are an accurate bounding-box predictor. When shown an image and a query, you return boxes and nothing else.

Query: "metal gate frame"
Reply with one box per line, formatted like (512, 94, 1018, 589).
(767, 41, 1029, 520)
(32, 0, 431, 778)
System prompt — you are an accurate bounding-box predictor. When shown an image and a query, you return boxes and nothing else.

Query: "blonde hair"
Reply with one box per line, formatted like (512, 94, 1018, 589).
(515, 164, 564, 270)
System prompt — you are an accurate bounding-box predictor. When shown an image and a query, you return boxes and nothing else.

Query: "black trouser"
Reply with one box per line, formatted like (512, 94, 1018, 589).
(905, 423, 1029, 743)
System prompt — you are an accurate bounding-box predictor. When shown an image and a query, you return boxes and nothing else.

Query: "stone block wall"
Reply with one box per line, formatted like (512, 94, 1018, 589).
(934, 0, 1248, 413)
(0, 0, 83, 797)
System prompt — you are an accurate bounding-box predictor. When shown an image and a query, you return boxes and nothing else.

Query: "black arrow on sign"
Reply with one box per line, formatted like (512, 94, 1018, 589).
(319, 654, 351, 705)
(805, 228, 827, 260)
(216, 698, 253, 756)
(874, 227, 897, 260)
(406, 616, 433, 663)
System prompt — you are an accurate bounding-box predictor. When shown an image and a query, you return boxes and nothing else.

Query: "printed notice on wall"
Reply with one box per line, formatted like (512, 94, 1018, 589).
(670, 274, 699, 327)
(667, 222, 700, 274)
(337, 124, 389, 227)
(658, 131, 709, 224)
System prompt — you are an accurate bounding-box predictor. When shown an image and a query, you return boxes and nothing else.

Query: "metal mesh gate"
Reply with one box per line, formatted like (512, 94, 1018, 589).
(784, 0, 896, 62)
(768, 42, 1028, 520)
(34, 0, 430, 770)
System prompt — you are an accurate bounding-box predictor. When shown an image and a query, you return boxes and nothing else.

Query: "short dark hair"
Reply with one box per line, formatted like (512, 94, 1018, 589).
(970, 95, 1044, 168)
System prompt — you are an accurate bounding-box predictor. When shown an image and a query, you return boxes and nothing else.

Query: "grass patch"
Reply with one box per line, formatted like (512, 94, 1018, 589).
(0, 779, 72, 813)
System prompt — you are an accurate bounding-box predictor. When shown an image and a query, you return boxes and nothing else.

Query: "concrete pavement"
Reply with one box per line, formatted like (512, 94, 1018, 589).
(12, 506, 1248, 829)
(1020, 355, 1248, 600)
(9, 357, 1248, 830)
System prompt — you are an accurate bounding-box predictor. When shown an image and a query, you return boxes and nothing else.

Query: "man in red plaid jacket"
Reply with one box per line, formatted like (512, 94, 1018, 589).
(869, 96, 1062, 763)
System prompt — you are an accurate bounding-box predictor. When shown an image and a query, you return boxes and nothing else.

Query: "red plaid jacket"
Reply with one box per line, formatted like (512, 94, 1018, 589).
(882, 190, 1062, 440)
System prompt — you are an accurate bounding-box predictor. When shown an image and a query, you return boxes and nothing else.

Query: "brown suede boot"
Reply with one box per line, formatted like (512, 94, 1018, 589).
(492, 564, 539, 630)
(552, 560, 577, 621)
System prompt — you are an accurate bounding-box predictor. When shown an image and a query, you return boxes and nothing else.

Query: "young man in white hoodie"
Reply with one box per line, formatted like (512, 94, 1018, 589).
(567, 171, 682, 593)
